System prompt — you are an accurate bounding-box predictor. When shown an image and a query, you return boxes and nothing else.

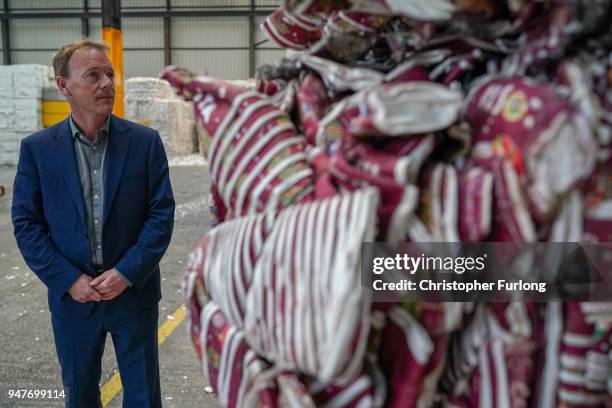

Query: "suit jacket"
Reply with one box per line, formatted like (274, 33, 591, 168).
(12, 115, 175, 318)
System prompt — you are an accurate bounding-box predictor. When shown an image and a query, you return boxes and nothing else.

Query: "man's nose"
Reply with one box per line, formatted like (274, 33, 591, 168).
(100, 74, 115, 89)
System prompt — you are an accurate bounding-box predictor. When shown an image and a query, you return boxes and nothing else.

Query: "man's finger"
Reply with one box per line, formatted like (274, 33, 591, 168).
(91, 277, 110, 289)
(90, 283, 104, 292)
(93, 281, 107, 290)
(90, 275, 105, 286)
(88, 288, 102, 302)
(92, 285, 108, 294)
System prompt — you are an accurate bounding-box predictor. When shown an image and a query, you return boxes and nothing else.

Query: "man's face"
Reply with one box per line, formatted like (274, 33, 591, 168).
(57, 47, 115, 117)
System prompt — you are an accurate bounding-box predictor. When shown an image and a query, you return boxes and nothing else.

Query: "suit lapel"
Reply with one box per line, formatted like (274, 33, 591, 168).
(56, 118, 86, 226)
(103, 114, 130, 226)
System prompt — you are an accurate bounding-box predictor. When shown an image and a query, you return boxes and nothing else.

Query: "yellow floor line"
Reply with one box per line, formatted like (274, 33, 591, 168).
(100, 304, 187, 407)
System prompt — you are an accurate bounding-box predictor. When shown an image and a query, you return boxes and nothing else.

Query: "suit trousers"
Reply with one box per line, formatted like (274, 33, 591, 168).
(51, 301, 161, 408)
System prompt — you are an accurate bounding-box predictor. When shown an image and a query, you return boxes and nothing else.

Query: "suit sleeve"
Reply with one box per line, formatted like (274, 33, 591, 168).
(12, 140, 82, 298)
(115, 132, 175, 290)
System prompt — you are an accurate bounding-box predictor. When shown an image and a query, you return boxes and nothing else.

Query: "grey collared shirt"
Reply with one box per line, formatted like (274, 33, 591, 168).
(69, 115, 131, 286)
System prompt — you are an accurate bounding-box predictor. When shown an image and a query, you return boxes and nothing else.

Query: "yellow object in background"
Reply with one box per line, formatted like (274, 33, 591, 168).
(42, 100, 71, 128)
(102, 0, 124, 117)
(103, 27, 124, 118)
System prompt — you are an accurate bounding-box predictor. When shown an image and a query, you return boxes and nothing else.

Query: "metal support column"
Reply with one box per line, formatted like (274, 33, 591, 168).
(1, 0, 11, 65)
(163, 0, 171, 66)
(248, 0, 255, 77)
(102, 0, 124, 116)
(81, 0, 90, 37)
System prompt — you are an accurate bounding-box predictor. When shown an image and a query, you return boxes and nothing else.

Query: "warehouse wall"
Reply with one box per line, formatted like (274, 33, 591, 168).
(0, 23, 3, 64)
(0, 0, 284, 79)
(171, 16, 249, 79)
(89, 17, 166, 78)
(172, 0, 250, 7)
(89, 0, 166, 9)
(8, 0, 77, 9)
(11, 18, 81, 65)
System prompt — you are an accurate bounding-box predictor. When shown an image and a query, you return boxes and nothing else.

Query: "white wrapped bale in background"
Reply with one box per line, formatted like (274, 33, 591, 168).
(0, 64, 52, 165)
(0, 130, 18, 165)
(0, 131, 30, 165)
(127, 99, 196, 157)
(125, 77, 197, 157)
(0, 66, 13, 100)
(12, 64, 52, 98)
(125, 77, 175, 101)
(14, 98, 43, 131)
(0, 99, 15, 129)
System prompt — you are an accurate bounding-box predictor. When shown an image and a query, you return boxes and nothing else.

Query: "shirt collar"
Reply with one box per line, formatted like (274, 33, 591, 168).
(69, 114, 111, 142)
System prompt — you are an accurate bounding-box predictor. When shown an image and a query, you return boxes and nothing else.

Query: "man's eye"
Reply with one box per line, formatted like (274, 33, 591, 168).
(88, 72, 98, 79)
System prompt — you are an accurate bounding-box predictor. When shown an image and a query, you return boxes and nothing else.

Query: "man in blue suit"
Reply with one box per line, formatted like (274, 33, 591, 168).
(12, 39, 175, 407)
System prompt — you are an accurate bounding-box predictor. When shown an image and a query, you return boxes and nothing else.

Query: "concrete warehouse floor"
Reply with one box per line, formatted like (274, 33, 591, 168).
(0, 163, 218, 408)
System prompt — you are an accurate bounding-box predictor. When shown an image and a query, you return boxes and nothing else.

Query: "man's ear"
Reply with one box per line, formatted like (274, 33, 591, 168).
(56, 76, 71, 97)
